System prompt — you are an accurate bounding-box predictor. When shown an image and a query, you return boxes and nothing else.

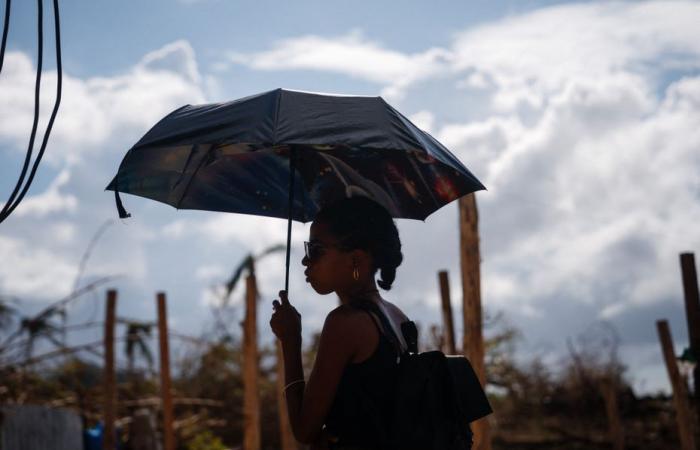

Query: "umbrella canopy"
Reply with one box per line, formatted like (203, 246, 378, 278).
(107, 88, 486, 291)
(106, 88, 485, 222)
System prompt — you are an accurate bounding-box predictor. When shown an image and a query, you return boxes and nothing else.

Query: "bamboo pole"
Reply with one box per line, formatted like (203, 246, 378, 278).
(243, 271, 261, 450)
(277, 339, 298, 450)
(438, 270, 457, 355)
(657, 320, 696, 450)
(103, 290, 117, 450)
(599, 377, 624, 450)
(157, 292, 175, 450)
(679, 252, 700, 427)
(458, 193, 491, 450)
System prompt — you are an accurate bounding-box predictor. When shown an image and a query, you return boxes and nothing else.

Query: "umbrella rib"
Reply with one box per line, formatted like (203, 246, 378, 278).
(272, 89, 282, 145)
(406, 156, 440, 208)
(175, 144, 213, 209)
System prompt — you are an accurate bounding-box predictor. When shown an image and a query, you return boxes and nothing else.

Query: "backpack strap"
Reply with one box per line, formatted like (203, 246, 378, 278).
(354, 301, 417, 359)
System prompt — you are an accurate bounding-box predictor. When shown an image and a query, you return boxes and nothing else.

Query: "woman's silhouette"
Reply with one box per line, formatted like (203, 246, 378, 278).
(270, 196, 411, 450)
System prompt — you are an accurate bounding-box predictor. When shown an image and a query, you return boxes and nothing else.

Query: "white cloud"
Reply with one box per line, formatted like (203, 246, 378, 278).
(2, 4, 699, 394)
(0, 41, 206, 306)
(136, 40, 201, 84)
(472, 73, 700, 317)
(195, 265, 226, 281)
(407, 110, 436, 134)
(0, 41, 206, 166)
(0, 235, 76, 299)
(451, 2, 700, 108)
(222, 2, 700, 109)
(164, 213, 307, 255)
(2, 169, 78, 218)
(225, 30, 451, 100)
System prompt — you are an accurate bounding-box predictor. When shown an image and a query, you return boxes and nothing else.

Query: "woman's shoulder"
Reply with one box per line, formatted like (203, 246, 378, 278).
(329, 300, 411, 331)
(327, 304, 371, 328)
(382, 300, 410, 324)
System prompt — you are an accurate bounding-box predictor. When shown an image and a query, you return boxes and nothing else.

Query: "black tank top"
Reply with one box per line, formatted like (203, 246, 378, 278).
(324, 303, 406, 449)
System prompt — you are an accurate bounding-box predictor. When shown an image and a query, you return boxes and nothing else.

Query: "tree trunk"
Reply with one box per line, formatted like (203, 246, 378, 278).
(459, 194, 491, 450)
(599, 378, 625, 450)
(277, 340, 298, 450)
(679, 252, 700, 430)
(157, 293, 175, 450)
(103, 290, 117, 450)
(243, 272, 261, 450)
(657, 320, 696, 450)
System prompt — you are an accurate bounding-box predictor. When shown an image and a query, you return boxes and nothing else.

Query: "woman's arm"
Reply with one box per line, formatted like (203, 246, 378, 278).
(282, 309, 356, 444)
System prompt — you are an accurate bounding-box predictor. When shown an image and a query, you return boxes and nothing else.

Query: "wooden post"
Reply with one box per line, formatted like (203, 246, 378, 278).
(458, 193, 491, 450)
(103, 290, 117, 450)
(680, 253, 700, 424)
(657, 320, 696, 450)
(243, 271, 261, 450)
(438, 270, 457, 355)
(276, 340, 298, 450)
(157, 292, 175, 450)
(599, 378, 624, 450)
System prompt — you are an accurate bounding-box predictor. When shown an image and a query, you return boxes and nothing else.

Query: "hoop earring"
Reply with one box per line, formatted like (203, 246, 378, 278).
(353, 266, 359, 281)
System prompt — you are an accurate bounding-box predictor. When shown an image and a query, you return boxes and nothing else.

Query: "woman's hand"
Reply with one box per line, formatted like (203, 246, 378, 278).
(270, 290, 302, 345)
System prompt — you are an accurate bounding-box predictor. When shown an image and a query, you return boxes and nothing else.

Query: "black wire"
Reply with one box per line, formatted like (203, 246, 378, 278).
(0, 0, 61, 224)
(0, 0, 42, 221)
(0, 0, 10, 74)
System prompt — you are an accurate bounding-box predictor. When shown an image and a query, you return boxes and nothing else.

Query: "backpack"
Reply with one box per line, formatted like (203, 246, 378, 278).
(358, 301, 492, 450)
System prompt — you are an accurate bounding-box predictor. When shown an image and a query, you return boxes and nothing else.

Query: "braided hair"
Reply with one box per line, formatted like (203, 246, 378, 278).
(314, 196, 403, 290)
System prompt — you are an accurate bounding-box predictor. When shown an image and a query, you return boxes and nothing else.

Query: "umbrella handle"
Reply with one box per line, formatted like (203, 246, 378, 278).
(283, 146, 296, 299)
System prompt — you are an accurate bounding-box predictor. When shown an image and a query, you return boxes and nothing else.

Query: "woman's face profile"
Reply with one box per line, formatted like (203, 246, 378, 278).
(302, 221, 352, 295)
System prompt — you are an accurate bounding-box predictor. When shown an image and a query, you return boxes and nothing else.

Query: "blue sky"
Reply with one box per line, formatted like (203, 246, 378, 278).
(1, 1, 700, 395)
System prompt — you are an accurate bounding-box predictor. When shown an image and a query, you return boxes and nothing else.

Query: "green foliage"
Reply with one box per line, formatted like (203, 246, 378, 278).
(186, 431, 227, 450)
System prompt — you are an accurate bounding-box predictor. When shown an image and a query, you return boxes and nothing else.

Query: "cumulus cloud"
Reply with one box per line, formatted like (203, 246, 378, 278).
(0, 40, 206, 304)
(215, 3, 700, 341)
(224, 30, 451, 100)
(451, 2, 700, 110)
(214, 2, 699, 389)
(1, 169, 78, 218)
(0, 235, 77, 299)
(2, 3, 699, 394)
(0, 40, 206, 166)
(162, 213, 306, 255)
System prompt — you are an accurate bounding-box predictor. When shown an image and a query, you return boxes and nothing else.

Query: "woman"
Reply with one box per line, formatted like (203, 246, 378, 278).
(270, 196, 412, 450)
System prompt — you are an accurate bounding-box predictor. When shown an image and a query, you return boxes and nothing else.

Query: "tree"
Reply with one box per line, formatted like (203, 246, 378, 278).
(121, 319, 155, 376)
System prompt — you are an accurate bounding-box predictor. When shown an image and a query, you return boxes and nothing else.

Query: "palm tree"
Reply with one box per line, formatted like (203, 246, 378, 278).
(0, 277, 115, 363)
(223, 244, 286, 301)
(19, 315, 63, 360)
(220, 243, 284, 450)
(212, 244, 285, 340)
(120, 318, 155, 376)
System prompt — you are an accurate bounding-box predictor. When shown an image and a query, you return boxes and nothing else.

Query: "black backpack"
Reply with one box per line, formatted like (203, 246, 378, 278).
(359, 301, 492, 450)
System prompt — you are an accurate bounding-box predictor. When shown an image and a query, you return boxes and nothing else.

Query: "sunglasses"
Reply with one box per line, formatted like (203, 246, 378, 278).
(304, 241, 345, 260)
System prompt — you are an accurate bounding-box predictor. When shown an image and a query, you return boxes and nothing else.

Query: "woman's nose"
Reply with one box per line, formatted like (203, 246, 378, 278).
(301, 255, 310, 266)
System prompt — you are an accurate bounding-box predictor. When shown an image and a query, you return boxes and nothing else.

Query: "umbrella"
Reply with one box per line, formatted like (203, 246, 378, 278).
(106, 88, 485, 290)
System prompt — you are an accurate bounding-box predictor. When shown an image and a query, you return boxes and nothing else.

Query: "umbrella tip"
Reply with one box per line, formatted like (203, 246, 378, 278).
(115, 190, 131, 219)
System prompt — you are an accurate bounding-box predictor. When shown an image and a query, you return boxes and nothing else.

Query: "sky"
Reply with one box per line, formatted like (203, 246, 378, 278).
(1, 0, 699, 395)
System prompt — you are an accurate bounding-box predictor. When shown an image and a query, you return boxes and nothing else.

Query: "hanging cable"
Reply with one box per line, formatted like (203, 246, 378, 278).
(0, 0, 10, 74)
(0, 0, 61, 224)
(0, 0, 42, 221)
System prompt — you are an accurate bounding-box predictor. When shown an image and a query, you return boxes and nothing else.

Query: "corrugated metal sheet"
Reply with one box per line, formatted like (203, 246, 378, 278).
(0, 405, 82, 450)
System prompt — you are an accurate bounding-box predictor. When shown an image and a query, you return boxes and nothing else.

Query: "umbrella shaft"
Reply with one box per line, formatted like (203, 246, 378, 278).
(284, 147, 296, 293)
